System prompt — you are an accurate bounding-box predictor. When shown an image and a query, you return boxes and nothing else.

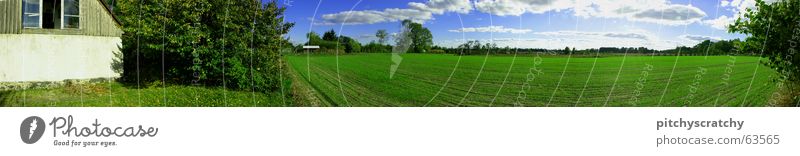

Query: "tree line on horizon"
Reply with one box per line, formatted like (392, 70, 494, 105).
(299, 20, 433, 54)
(299, 30, 749, 57)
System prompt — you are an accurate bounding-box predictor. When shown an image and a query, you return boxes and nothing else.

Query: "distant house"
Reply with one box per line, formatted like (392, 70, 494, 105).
(0, 0, 123, 88)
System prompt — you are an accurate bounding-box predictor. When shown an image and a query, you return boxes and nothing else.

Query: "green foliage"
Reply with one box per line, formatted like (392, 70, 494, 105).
(657, 39, 743, 56)
(401, 20, 433, 53)
(1, 82, 288, 107)
(376, 29, 389, 45)
(455, 40, 498, 55)
(322, 29, 338, 41)
(563, 46, 571, 54)
(303, 30, 363, 53)
(363, 42, 392, 53)
(339, 36, 361, 53)
(115, 0, 294, 92)
(730, 0, 800, 82)
(306, 31, 320, 41)
(691, 39, 740, 55)
(304, 31, 342, 53)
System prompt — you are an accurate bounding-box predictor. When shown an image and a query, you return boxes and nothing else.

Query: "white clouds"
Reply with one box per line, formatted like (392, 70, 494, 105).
(473, 0, 526, 16)
(508, 30, 692, 50)
(573, 0, 707, 25)
(573, 0, 667, 18)
(702, 15, 734, 30)
(473, 0, 706, 25)
(320, 9, 433, 25)
(720, 0, 778, 20)
(320, 0, 709, 26)
(409, 0, 473, 14)
(731, 0, 744, 7)
(533, 30, 655, 41)
(603, 32, 651, 40)
(319, 0, 471, 25)
(473, 0, 572, 16)
(628, 5, 707, 25)
(727, 0, 756, 18)
(448, 26, 532, 34)
(704, 0, 778, 30)
(680, 35, 722, 42)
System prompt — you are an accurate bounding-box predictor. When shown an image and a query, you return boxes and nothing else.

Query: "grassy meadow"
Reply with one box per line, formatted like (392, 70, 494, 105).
(0, 82, 289, 107)
(0, 53, 781, 107)
(287, 53, 780, 107)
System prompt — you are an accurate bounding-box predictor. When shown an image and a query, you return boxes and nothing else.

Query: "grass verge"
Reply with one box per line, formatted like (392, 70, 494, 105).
(0, 81, 290, 107)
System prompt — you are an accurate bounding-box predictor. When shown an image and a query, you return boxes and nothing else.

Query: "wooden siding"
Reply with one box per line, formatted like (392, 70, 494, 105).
(0, 0, 122, 37)
(82, 0, 122, 37)
(0, 0, 22, 34)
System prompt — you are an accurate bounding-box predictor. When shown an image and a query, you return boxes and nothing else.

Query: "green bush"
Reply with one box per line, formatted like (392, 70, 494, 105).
(306, 38, 343, 53)
(339, 36, 361, 53)
(363, 42, 392, 53)
(115, 0, 294, 92)
(731, 0, 800, 82)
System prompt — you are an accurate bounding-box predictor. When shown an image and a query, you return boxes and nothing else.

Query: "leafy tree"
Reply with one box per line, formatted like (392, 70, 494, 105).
(730, 0, 800, 105)
(711, 40, 736, 55)
(693, 40, 713, 55)
(339, 36, 361, 53)
(376, 29, 389, 45)
(730, 0, 800, 81)
(323, 29, 338, 41)
(401, 20, 433, 53)
(306, 31, 320, 42)
(115, 0, 294, 92)
(304, 30, 337, 52)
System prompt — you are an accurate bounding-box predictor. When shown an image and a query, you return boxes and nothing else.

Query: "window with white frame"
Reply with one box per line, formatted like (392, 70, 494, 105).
(21, 0, 79, 29)
(62, 0, 79, 29)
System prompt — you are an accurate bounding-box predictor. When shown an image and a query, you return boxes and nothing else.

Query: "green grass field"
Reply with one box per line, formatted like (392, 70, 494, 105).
(287, 53, 780, 107)
(0, 82, 288, 107)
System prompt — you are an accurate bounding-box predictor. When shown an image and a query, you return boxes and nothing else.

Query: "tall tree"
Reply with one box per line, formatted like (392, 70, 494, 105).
(730, 0, 799, 81)
(401, 20, 433, 53)
(306, 31, 320, 42)
(339, 36, 361, 53)
(323, 29, 338, 41)
(376, 29, 389, 45)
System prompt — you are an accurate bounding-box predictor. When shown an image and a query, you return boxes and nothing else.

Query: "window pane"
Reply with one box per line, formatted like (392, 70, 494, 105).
(22, 0, 40, 28)
(23, 0, 39, 13)
(64, 16, 79, 28)
(63, 0, 79, 28)
(22, 14, 40, 28)
(64, 0, 79, 15)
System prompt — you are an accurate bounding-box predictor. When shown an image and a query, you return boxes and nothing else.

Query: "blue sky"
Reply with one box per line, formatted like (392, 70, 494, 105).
(278, 0, 765, 50)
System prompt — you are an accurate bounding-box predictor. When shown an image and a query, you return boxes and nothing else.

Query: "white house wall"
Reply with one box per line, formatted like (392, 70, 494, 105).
(0, 34, 121, 82)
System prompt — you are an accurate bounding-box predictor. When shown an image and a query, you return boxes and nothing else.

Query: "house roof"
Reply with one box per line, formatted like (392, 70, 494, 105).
(97, 0, 122, 28)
